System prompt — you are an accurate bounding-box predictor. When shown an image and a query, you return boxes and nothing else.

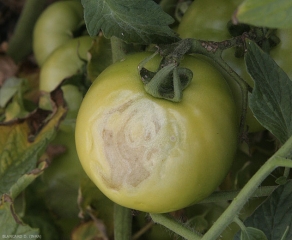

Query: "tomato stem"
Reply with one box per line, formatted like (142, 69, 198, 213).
(233, 216, 246, 232)
(150, 213, 203, 240)
(199, 185, 277, 204)
(114, 204, 132, 240)
(202, 135, 292, 239)
(132, 220, 154, 240)
(7, 0, 46, 62)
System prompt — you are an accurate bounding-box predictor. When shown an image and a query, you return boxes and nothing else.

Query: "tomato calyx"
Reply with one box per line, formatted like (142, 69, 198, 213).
(138, 43, 193, 102)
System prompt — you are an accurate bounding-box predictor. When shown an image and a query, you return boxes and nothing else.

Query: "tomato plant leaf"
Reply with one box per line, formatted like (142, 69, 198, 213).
(0, 77, 22, 108)
(87, 34, 112, 82)
(9, 162, 47, 200)
(21, 176, 63, 238)
(5, 94, 30, 121)
(37, 129, 86, 221)
(235, 180, 292, 239)
(0, 194, 39, 235)
(240, 227, 268, 240)
(81, 0, 179, 44)
(0, 91, 67, 196)
(0, 164, 50, 237)
(245, 40, 292, 144)
(0, 77, 32, 121)
(235, 0, 292, 29)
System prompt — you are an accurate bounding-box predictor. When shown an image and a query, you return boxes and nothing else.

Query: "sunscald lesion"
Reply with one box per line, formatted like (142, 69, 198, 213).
(97, 97, 170, 190)
(102, 126, 151, 189)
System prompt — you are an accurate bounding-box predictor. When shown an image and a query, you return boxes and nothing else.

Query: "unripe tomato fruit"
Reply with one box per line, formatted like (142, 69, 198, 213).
(176, 0, 265, 132)
(33, 1, 84, 66)
(39, 36, 92, 92)
(75, 52, 238, 213)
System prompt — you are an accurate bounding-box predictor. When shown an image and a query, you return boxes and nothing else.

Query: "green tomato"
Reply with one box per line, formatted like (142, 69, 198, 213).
(176, 0, 265, 133)
(75, 52, 238, 213)
(61, 84, 83, 119)
(177, 0, 241, 41)
(33, 1, 84, 66)
(39, 36, 92, 92)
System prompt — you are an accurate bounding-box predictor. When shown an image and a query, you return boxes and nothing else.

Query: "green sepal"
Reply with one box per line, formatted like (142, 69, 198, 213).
(138, 46, 193, 102)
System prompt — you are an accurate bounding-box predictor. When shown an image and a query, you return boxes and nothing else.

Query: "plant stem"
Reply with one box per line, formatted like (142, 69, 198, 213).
(147, 186, 276, 240)
(7, 0, 46, 62)
(150, 213, 203, 240)
(202, 135, 292, 239)
(132, 221, 154, 240)
(234, 216, 246, 231)
(114, 204, 132, 240)
(199, 185, 277, 204)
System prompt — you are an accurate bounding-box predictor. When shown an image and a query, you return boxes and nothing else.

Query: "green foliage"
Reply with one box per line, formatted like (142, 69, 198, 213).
(0, 77, 31, 121)
(0, 88, 67, 237)
(246, 40, 292, 144)
(0, 104, 66, 195)
(236, 0, 292, 29)
(0, 195, 39, 235)
(81, 0, 179, 44)
(235, 180, 292, 239)
(0, 77, 22, 108)
(86, 34, 113, 81)
(78, 176, 115, 236)
(240, 227, 268, 240)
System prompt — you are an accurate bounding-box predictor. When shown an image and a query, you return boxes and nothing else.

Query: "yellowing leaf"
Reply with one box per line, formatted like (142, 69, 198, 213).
(0, 89, 67, 196)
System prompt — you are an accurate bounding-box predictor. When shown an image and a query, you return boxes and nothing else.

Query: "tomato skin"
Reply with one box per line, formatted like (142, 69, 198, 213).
(75, 52, 238, 213)
(33, 1, 84, 66)
(176, 0, 241, 42)
(39, 36, 92, 92)
(176, 0, 266, 133)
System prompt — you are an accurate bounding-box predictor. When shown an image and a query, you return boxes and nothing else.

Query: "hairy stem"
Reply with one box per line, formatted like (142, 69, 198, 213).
(199, 185, 277, 204)
(150, 213, 203, 240)
(132, 221, 154, 240)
